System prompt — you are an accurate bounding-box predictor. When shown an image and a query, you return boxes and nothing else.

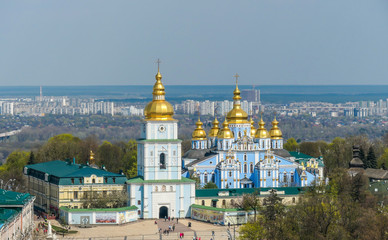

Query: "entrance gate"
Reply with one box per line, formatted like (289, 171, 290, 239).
(159, 206, 168, 219)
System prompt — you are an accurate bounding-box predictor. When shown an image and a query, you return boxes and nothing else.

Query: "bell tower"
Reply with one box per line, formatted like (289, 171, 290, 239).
(137, 60, 181, 180)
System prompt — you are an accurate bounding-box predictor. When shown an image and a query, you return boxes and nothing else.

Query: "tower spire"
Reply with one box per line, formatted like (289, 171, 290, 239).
(226, 73, 248, 123)
(156, 58, 161, 72)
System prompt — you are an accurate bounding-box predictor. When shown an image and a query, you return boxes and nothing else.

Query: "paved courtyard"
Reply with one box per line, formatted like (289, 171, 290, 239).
(34, 218, 237, 240)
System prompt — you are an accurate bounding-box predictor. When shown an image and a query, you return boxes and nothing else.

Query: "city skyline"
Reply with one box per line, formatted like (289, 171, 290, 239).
(1, 1, 388, 86)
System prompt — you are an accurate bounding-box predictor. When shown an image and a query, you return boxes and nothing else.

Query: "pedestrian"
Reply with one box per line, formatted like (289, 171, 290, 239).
(172, 217, 174, 222)
(165, 216, 167, 222)
(177, 218, 179, 223)
(168, 216, 170, 221)
(173, 224, 175, 232)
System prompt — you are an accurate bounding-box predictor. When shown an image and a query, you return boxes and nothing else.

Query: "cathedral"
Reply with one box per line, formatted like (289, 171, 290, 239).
(126, 65, 195, 219)
(127, 65, 320, 219)
(182, 78, 319, 189)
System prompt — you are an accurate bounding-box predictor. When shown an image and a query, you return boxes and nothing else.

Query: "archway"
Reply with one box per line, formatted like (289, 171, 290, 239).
(159, 206, 168, 219)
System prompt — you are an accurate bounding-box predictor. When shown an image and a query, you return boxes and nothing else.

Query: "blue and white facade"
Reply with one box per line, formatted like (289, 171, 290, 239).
(183, 84, 318, 189)
(127, 68, 195, 219)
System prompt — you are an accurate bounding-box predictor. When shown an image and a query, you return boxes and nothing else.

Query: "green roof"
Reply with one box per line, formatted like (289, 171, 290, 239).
(60, 205, 137, 212)
(289, 151, 314, 159)
(0, 190, 33, 206)
(191, 204, 239, 212)
(289, 152, 324, 167)
(126, 176, 195, 184)
(196, 187, 305, 198)
(25, 160, 127, 185)
(0, 208, 20, 225)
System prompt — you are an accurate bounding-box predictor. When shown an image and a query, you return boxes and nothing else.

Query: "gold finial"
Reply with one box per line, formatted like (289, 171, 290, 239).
(192, 116, 206, 140)
(156, 58, 161, 72)
(89, 150, 95, 164)
(209, 116, 220, 137)
(226, 73, 247, 123)
(234, 73, 239, 87)
(155, 58, 162, 81)
(144, 59, 175, 121)
(269, 113, 282, 139)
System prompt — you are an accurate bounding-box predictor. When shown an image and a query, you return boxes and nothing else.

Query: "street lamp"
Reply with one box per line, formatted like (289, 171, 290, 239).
(0, 178, 15, 190)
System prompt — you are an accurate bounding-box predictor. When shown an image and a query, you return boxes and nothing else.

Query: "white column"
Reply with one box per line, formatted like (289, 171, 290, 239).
(233, 171, 236, 188)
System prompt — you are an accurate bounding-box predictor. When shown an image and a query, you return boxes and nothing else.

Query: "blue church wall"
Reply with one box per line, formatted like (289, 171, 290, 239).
(146, 185, 152, 218)
(306, 171, 316, 184)
(183, 185, 193, 217)
(294, 169, 301, 186)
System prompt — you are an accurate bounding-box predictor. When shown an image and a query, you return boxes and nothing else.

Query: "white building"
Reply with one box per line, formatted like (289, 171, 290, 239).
(126, 68, 195, 219)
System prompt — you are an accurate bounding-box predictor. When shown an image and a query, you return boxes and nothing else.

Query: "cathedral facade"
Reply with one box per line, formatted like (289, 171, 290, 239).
(126, 67, 195, 219)
(182, 80, 319, 189)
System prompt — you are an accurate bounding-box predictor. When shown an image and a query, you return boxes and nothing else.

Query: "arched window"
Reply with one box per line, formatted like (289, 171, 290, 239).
(222, 200, 226, 206)
(291, 172, 294, 183)
(244, 154, 247, 161)
(244, 163, 247, 173)
(160, 153, 166, 169)
(204, 173, 208, 183)
(202, 200, 205, 206)
(283, 172, 287, 182)
(250, 163, 253, 173)
(229, 171, 232, 177)
(268, 170, 271, 177)
(92, 178, 96, 184)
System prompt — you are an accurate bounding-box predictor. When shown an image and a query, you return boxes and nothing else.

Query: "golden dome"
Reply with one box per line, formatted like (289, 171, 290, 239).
(217, 119, 234, 139)
(192, 117, 207, 140)
(208, 117, 220, 137)
(144, 68, 175, 121)
(269, 116, 283, 139)
(255, 115, 270, 138)
(226, 78, 248, 124)
(250, 117, 256, 136)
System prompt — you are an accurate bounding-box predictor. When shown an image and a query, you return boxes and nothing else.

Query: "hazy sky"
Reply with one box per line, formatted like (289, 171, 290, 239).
(1, 1, 388, 86)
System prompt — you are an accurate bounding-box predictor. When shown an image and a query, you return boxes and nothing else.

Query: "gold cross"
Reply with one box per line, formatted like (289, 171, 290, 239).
(233, 73, 239, 85)
(156, 58, 161, 71)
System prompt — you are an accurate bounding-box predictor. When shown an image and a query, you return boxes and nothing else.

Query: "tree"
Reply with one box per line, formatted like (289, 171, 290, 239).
(366, 146, 377, 169)
(238, 221, 265, 240)
(27, 151, 35, 165)
(203, 182, 217, 189)
(359, 147, 366, 167)
(82, 190, 128, 209)
(232, 191, 261, 222)
(190, 175, 201, 189)
(299, 142, 321, 157)
(96, 141, 123, 173)
(36, 133, 82, 163)
(261, 190, 289, 240)
(0, 151, 30, 192)
(378, 148, 388, 170)
(323, 137, 352, 175)
(284, 138, 298, 152)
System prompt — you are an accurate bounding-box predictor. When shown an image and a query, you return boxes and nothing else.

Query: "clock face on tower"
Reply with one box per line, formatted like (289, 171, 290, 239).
(158, 125, 166, 132)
